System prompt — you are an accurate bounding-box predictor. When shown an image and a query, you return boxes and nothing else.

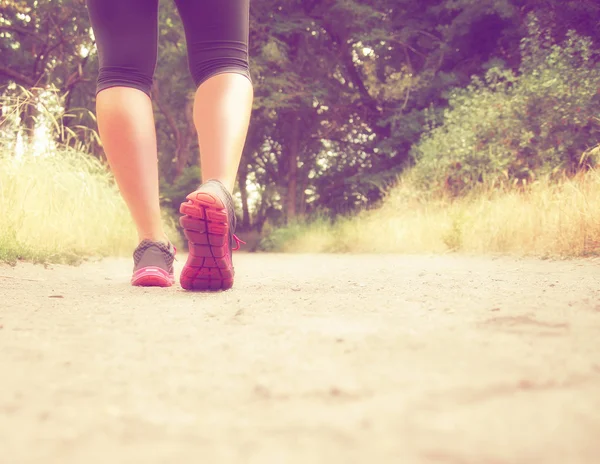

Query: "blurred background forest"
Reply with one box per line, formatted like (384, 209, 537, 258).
(1, 0, 600, 260)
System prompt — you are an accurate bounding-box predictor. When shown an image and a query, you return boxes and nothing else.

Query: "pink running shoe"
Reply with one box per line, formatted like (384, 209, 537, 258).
(179, 179, 244, 291)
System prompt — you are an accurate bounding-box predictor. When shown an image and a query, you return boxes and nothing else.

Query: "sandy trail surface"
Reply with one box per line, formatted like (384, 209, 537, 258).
(1, 253, 600, 463)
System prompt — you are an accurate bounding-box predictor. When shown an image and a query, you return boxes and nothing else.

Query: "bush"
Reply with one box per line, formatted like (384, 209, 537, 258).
(411, 19, 600, 196)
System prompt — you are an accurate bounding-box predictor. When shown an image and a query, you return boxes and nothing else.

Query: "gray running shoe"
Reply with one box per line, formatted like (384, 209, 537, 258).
(131, 240, 176, 287)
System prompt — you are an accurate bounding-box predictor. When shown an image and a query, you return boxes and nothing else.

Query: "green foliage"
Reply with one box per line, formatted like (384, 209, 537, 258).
(411, 22, 600, 195)
(159, 165, 201, 213)
(315, 166, 403, 215)
(3, 0, 600, 234)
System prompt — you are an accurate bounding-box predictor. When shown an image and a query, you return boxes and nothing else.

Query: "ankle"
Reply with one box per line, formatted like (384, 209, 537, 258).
(204, 178, 234, 195)
(138, 232, 169, 245)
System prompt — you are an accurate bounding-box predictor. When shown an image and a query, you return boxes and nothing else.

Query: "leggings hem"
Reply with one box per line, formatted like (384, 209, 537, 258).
(195, 67, 252, 89)
(96, 82, 153, 98)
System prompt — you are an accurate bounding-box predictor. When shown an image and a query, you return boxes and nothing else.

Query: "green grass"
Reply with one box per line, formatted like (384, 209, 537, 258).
(0, 146, 180, 265)
(261, 171, 600, 258)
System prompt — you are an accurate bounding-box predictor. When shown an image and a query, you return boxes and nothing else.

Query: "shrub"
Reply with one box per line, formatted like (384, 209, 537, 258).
(411, 19, 600, 196)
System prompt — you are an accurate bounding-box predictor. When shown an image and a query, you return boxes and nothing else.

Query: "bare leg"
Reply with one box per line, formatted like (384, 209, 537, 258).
(194, 73, 253, 193)
(96, 87, 166, 243)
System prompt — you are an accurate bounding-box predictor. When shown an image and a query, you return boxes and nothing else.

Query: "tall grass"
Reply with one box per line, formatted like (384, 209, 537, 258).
(0, 147, 156, 264)
(0, 87, 179, 264)
(262, 26, 600, 258)
(263, 171, 600, 258)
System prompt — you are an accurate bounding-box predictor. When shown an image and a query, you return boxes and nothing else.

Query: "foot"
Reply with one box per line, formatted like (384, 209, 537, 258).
(131, 240, 176, 287)
(179, 179, 243, 291)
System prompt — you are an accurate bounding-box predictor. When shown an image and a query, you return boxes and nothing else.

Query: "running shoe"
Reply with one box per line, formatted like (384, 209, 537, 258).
(131, 240, 176, 287)
(179, 179, 244, 291)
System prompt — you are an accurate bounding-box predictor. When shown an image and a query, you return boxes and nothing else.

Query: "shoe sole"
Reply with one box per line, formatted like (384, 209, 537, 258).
(179, 190, 234, 291)
(131, 267, 174, 287)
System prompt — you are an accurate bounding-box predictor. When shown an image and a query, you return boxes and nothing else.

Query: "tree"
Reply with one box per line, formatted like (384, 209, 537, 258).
(1, 0, 97, 144)
(3, 0, 599, 228)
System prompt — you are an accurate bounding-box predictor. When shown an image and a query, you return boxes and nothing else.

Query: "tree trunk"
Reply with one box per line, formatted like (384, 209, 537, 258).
(286, 115, 300, 223)
(173, 97, 195, 179)
(20, 102, 36, 147)
(298, 169, 307, 219)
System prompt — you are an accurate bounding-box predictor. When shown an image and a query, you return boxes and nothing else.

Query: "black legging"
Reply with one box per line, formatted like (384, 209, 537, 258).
(85, 0, 251, 96)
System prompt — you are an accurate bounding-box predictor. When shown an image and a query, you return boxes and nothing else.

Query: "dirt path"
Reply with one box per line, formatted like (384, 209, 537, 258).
(1, 253, 600, 463)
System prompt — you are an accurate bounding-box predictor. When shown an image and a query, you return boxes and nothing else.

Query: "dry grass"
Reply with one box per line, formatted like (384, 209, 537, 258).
(0, 147, 179, 264)
(270, 171, 600, 258)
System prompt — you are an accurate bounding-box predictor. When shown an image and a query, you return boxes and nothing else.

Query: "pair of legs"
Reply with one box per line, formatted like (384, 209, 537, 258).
(86, 0, 253, 244)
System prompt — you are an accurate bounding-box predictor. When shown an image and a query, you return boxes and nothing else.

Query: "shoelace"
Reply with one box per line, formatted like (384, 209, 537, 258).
(232, 234, 246, 251)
